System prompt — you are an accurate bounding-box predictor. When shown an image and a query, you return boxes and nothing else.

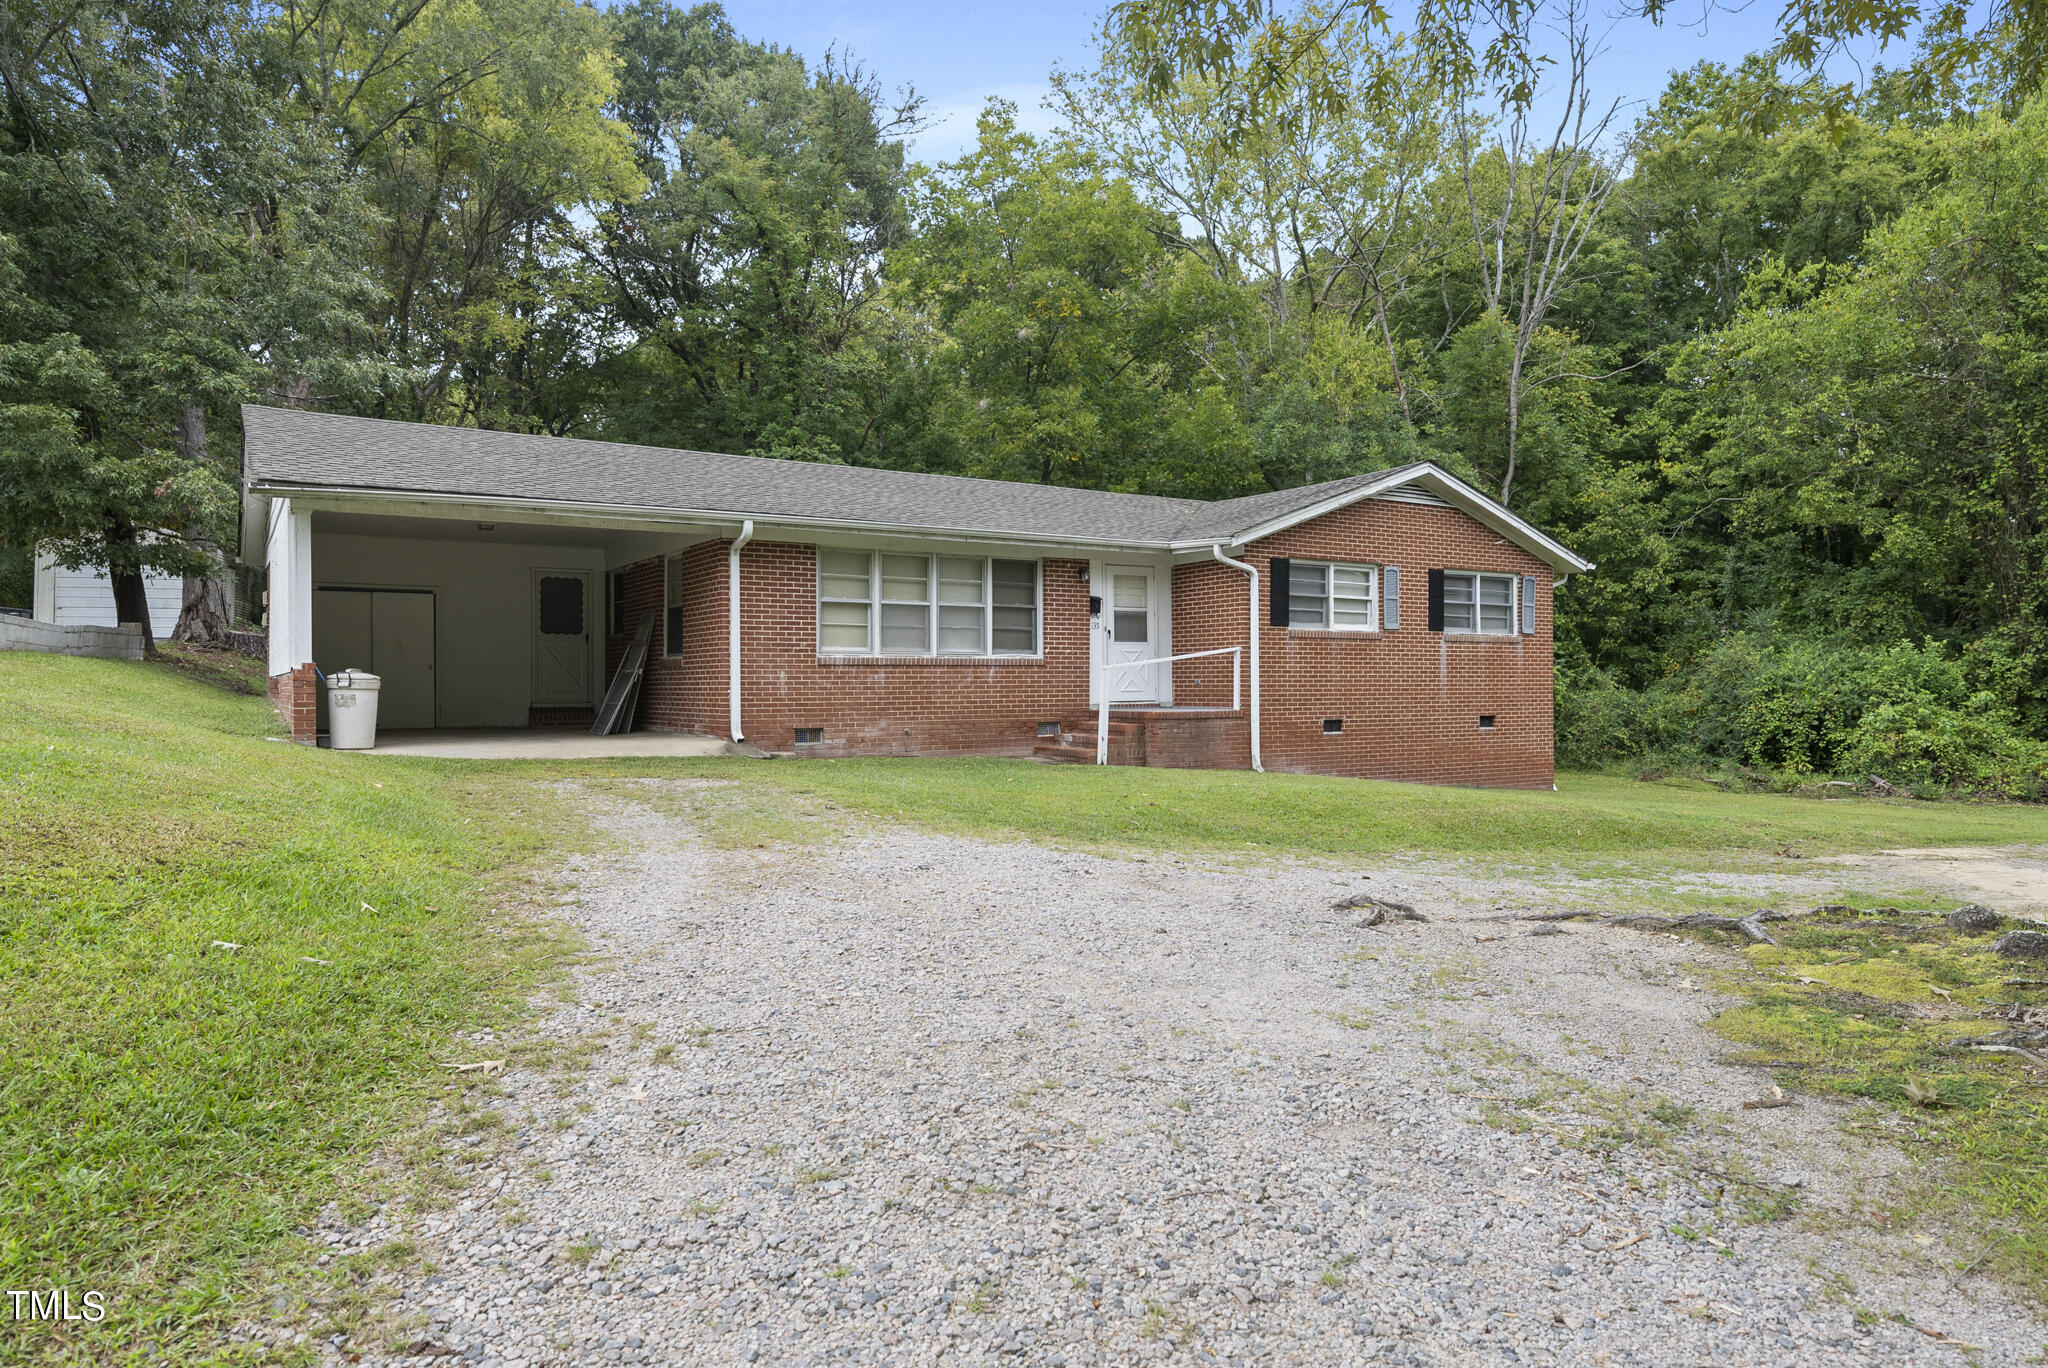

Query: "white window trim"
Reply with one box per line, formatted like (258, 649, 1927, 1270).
(1442, 570, 1518, 636)
(1286, 559, 1380, 633)
(816, 550, 1044, 659)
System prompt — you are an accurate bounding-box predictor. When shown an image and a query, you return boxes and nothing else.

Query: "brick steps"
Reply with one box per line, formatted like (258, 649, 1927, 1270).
(1030, 741, 1098, 764)
(1033, 716, 1147, 765)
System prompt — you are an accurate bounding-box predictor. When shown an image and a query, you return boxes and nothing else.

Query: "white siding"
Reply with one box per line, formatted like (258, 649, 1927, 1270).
(34, 553, 182, 635)
(313, 532, 606, 728)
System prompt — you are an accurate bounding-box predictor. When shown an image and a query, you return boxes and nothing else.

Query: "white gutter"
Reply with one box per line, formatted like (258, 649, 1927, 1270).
(728, 520, 754, 743)
(1210, 544, 1263, 773)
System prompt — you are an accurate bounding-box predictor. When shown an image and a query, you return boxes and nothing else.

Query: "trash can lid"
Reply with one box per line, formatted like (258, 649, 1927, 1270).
(329, 670, 381, 688)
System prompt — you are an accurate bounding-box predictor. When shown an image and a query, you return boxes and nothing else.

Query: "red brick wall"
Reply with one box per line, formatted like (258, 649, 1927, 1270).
(1173, 498, 1555, 788)
(1143, 714, 1252, 769)
(267, 664, 318, 744)
(735, 542, 1092, 756)
(620, 498, 1556, 786)
(607, 541, 729, 735)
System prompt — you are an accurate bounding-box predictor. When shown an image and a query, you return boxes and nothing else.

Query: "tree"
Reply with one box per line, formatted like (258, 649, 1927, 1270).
(1446, 0, 1630, 505)
(1053, 13, 1445, 485)
(892, 103, 1245, 494)
(0, 0, 373, 647)
(576, 1, 922, 459)
(1104, 0, 2047, 140)
(1623, 58, 1941, 347)
(1653, 96, 2048, 724)
(263, 0, 642, 432)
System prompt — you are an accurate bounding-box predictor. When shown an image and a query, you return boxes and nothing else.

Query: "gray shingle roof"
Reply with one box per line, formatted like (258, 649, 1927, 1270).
(240, 406, 1591, 568)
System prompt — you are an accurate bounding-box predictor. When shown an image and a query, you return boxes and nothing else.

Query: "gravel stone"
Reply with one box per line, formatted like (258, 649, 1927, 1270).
(301, 781, 2040, 1366)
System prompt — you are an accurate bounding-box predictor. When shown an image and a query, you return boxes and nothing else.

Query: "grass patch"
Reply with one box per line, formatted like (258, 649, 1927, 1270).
(0, 654, 575, 1363)
(602, 757, 2048, 864)
(1707, 910, 2048, 1295)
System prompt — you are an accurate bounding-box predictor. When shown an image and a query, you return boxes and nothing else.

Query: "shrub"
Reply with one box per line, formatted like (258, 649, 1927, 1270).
(1558, 633, 2048, 796)
(1841, 692, 2048, 796)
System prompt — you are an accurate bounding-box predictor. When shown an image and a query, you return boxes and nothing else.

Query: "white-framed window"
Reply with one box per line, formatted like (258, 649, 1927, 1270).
(1287, 560, 1378, 631)
(816, 550, 1040, 656)
(664, 555, 689, 657)
(1443, 570, 1516, 634)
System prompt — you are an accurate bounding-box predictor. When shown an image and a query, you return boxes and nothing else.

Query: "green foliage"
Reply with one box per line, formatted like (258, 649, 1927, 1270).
(1102, 0, 2048, 144)
(1561, 636, 2048, 795)
(0, 544, 29, 611)
(1559, 93, 2048, 791)
(893, 103, 1242, 491)
(583, 0, 922, 458)
(0, 0, 382, 643)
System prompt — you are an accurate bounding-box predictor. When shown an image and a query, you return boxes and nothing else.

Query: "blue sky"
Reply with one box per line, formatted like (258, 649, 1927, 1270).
(708, 1, 1906, 162)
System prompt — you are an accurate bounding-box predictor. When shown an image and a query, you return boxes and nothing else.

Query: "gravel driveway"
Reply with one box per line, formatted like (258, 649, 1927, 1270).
(299, 779, 2040, 1367)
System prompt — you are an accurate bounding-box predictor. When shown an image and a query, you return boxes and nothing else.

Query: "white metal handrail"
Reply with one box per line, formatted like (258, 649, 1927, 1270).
(1097, 645, 1241, 764)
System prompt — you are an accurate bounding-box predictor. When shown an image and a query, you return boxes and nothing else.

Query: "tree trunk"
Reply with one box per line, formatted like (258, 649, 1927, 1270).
(107, 523, 156, 654)
(173, 534, 232, 645)
(170, 402, 232, 646)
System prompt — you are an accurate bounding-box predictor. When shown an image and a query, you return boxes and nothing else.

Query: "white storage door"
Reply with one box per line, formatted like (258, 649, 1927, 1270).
(314, 587, 436, 732)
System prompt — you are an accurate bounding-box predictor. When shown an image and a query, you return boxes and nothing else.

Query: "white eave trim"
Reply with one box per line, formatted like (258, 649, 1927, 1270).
(1170, 463, 1595, 574)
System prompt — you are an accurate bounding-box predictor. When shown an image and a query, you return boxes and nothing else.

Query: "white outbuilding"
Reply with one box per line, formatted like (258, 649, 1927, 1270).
(32, 551, 182, 636)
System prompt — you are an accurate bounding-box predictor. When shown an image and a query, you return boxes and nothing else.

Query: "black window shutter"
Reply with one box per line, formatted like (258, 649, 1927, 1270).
(1426, 569, 1446, 632)
(666, 604, 682, 655)
(1269, 558, 1290, 626)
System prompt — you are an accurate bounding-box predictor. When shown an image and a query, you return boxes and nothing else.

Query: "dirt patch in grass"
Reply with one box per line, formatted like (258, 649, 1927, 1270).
(1815, 846, 2048, 913)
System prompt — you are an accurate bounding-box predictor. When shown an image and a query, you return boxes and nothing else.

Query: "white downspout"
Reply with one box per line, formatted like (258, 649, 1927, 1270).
(1210, 544, 1263, 773)
(727, 519, 754, 743)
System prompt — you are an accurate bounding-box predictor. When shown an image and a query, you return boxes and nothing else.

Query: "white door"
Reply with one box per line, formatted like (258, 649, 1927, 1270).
(533, 570, 592, 706)
(1104, 565, 1159, 702)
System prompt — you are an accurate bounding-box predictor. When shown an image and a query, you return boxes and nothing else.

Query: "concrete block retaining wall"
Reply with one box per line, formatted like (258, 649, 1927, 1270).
(0, 616, 146, 660)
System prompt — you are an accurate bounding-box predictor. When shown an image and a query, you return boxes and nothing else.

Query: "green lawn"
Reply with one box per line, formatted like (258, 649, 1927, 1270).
(618, 754, 2048, 863)
(0, 655, 573, 1365)
(3, 653, 2045, 1364)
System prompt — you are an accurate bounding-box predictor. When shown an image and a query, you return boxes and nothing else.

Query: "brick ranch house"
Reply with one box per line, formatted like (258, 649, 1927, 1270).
(240, 405, 1593, 787)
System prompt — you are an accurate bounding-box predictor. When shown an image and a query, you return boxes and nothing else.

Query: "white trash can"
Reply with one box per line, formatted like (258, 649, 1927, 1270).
(326, 670, 382, 750)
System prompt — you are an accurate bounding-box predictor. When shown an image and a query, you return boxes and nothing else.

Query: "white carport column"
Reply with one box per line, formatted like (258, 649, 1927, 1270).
(265, 497, 314, 678)
(1211, 544, 1263, 773)
(727, 519, 754, 743)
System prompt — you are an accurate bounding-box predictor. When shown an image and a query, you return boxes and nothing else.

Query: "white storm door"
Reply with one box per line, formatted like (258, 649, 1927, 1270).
(533, 570, 593, 706)
(1105, 565, 1159, 702)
